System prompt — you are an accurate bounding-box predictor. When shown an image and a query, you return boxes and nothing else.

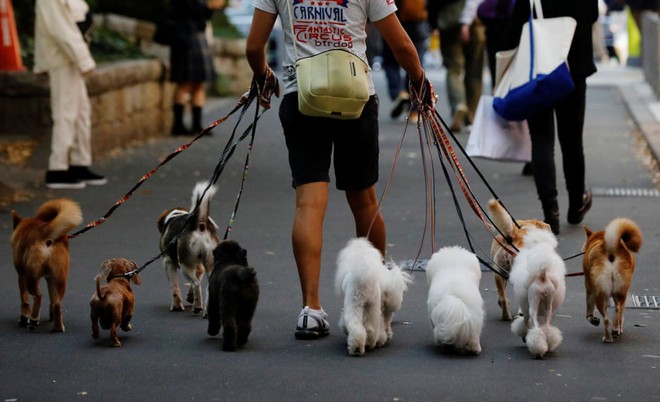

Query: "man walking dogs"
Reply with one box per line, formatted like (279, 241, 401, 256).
(245, 0, 433, 339)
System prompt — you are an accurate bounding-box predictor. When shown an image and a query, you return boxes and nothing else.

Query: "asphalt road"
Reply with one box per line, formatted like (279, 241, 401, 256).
(1, 67, 659, 401)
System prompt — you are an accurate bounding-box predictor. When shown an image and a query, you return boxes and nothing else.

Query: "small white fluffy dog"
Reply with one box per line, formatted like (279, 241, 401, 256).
(426, 246, 484, 355)
(509, 227, 566, 359)
(335, 238, 412, 356)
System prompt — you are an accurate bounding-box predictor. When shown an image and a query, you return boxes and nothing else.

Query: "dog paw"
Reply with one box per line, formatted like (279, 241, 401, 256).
(500, 311, 513, 321)
(170, 304, 185, 312)
(18, 316, 28, 328)
(348, 346, 365, 356)
(602, 336, 614, 343)
(193, 307, 203, 315)
(51, 325, 65, 333)
(612, 329, 621, 338)
(112, 341, 122, 347)
(121, 324, 132, 332)
(587, 315, 600, 326)
(28, 319, 39, 331)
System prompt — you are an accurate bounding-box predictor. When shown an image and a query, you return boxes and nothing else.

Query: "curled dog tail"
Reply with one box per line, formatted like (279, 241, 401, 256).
(432, 295, 481, 350)
(604, 218, 643, 254)
(190, 181, 217, 223)
(488, 199, 513, 236)
(38, 199, 83, 240)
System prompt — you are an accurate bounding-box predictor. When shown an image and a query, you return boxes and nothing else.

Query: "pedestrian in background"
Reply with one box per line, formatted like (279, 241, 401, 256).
(384, 0, 430, 121)
(428, 0, 486, 132)
(34, 0, 107, 189)
(478, 0, 514, 89)
(245, 0, 433, 339)
(498, 0, 598, 234)
(169, 0, 223, 135)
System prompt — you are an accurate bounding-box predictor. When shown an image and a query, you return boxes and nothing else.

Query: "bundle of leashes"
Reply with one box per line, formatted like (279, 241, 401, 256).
(370, 73, 583, 279)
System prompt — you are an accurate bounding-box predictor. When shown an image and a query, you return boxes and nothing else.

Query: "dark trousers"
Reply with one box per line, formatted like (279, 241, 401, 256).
(527, 77, 587, 209)
(381, 21, 429, 100)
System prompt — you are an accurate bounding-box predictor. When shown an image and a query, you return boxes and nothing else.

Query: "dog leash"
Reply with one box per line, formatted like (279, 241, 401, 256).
(121, 87, 267, 278)
(68, 88, 260, 239)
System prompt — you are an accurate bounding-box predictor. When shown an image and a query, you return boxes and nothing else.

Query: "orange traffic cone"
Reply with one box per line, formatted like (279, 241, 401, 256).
(0, 0, 26, 71)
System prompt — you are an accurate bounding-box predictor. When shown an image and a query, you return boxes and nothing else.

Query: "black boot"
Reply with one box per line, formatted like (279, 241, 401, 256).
(567, 190, 592, 225)
(542, 198, 560, 235)
(192, 106, 204, 134)
(171, 104, 190, 135)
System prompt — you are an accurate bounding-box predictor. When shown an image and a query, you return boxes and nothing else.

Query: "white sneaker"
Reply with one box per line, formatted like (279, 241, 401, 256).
(295, 306, 330, 339)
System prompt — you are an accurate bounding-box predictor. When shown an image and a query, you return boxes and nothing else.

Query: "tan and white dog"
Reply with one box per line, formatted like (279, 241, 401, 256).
(488, 199, 552, 321)
(11, 199, 83, 332)
(335, 238, 413, 356)
(582, 218, 643, 343)
(157, 182, 220, 314)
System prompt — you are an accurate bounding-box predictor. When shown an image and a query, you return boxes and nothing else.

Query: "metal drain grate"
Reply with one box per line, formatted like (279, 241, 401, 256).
(592, 187, 660, 198)
(399, 259, 428, 271)
(629, 294, 660, 309)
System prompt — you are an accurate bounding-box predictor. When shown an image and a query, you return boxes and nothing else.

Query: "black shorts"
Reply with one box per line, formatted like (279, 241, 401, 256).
(279, 93, 380, 190)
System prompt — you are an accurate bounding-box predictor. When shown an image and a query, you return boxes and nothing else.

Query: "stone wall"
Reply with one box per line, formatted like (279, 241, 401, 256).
(0, 59, 173, 160)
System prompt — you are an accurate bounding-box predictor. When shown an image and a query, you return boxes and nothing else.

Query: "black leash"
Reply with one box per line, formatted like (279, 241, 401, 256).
(123, 87, 265, 278)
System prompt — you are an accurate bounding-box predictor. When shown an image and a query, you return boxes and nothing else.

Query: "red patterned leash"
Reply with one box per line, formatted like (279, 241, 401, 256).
(68, 90, 257, 239)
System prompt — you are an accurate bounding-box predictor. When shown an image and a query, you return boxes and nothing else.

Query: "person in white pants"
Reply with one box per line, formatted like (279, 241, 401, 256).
(34, 0, 106, 189)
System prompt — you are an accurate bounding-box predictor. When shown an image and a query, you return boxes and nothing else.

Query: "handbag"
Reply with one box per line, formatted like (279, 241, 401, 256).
(492, 0, 576, 121)
(286, 1, 369, 120)
(466, 95, 531, 162)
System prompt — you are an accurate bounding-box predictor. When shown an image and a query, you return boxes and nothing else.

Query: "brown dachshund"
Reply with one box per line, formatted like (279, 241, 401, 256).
(90, 258, 141, 347)
(11, 199, 82, 332)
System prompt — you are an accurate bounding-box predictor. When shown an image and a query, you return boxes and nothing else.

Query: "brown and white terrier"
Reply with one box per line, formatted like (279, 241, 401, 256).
(90, 258, 142, 347)
(11, 199, 83, 332)
(582, 218, 643, 343)
(487, 199, 552, 321)
(157, 181, 220, 314)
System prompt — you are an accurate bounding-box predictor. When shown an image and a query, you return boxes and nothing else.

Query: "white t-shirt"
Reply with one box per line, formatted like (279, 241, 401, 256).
(253, 0, 397, 95)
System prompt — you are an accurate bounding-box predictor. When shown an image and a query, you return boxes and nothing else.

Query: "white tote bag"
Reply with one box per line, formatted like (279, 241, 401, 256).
(493, 0, 576, 98)
(466, 95, 531, 162)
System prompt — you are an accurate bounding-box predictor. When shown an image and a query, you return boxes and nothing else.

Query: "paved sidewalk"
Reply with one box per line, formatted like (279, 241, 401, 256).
(0, 64, 659, 401)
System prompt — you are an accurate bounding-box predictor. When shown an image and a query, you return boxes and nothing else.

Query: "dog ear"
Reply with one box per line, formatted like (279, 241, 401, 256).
(11, 210, 22, 229)
(127, 260, 141, 285)
(96, 260, 114, 282)
(582, 225, 593, 237)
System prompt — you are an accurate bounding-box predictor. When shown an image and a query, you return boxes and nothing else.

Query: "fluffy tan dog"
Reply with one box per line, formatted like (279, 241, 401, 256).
(90, 258, 142, 347)
(487, 199, 551, 321)
(582, 218, 643, 343)
(11, 199, 83, 332)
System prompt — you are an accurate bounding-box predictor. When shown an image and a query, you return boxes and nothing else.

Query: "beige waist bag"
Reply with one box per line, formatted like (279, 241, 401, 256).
(296, 49, 370, 120)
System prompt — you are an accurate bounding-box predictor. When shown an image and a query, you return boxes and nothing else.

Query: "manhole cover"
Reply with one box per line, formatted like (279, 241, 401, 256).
(592, 187, 660, 198)
(629, 294, 660, 309)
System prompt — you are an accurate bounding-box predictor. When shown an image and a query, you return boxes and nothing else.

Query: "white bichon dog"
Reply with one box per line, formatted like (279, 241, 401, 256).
(426, 246, 484, 355)
(509, 227, 566, 359)
(335, 238, 413, 356)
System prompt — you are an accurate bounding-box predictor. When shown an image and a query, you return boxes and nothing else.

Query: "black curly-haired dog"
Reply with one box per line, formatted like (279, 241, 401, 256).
(207, 240, 259, 351)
